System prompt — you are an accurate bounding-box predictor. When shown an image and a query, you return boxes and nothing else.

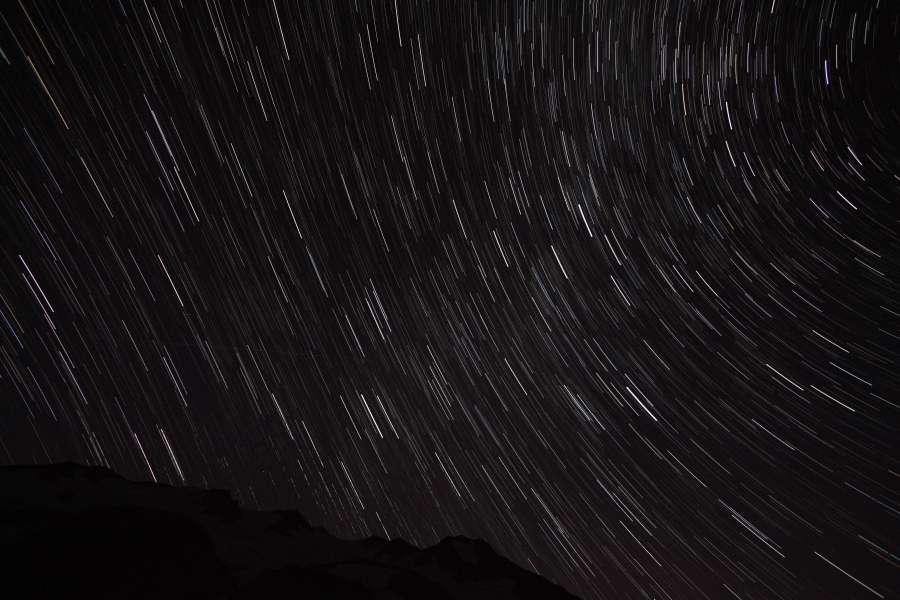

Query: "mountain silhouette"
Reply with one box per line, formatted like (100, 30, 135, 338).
(0, 462, 580, 599)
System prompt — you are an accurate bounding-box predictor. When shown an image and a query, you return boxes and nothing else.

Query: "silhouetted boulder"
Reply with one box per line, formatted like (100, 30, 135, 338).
(202, 488, 244, 523)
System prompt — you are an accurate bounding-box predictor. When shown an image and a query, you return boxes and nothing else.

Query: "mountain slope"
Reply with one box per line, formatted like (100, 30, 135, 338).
(0, 463, 580, 599)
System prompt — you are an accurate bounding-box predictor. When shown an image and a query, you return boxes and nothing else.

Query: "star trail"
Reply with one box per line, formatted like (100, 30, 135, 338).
(1, 1, 898, 598)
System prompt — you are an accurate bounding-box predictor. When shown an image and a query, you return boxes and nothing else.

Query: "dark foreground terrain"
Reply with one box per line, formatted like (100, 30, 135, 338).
(0, 463, 579, 599)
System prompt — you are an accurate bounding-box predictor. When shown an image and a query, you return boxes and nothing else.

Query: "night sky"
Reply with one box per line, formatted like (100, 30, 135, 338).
(1, 1, 898, 598)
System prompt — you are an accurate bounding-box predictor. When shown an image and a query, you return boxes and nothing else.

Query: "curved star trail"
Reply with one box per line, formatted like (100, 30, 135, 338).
(1, 2, 898, 598)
